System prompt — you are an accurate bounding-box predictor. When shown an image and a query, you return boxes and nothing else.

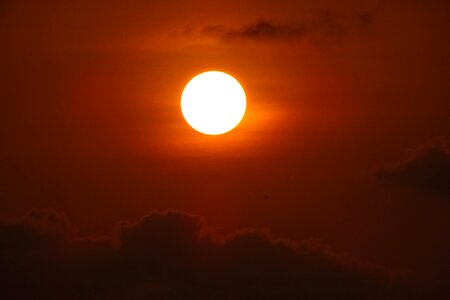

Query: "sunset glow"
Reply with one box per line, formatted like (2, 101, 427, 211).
(181, 71, 246, 135)
(1, 1, 449, 298)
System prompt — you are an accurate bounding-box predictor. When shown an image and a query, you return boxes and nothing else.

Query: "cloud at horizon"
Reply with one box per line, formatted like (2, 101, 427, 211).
(0, 208, 409, 299)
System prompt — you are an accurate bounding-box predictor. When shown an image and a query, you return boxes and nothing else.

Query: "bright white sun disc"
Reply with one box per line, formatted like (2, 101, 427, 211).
(181, 71, 246, 135)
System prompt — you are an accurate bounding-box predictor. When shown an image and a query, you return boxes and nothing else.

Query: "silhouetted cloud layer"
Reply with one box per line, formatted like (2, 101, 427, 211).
(0, 208, 409, 299)
(377, 139, 450, 196)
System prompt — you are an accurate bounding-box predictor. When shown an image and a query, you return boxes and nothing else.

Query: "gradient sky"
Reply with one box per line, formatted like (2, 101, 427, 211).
(0, 0, 449, 298)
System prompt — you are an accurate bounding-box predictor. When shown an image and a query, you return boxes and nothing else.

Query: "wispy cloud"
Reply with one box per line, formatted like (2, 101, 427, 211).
(178, 10, 351, 44)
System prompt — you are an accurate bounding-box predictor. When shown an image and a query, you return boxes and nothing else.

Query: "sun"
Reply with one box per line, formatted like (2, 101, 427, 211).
(181, 71, 247, 135)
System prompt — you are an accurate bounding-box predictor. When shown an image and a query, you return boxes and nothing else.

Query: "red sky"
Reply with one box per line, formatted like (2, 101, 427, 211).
(0, 0, 449, 298)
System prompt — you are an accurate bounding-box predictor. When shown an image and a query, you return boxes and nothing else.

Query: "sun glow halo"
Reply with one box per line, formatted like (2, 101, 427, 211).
(181, 71, 246, 135)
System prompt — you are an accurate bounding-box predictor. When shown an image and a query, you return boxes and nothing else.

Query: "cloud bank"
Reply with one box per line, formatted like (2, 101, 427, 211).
(0, 208, 409, 299)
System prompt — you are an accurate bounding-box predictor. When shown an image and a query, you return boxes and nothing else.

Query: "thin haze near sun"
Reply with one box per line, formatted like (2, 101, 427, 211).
(181, 71, 247, 135)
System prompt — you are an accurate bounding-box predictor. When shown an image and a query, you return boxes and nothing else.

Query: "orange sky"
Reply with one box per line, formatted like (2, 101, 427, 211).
(0, 0, 449, 297)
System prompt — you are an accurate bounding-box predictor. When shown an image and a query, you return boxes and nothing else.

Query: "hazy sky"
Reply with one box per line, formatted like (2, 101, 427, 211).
(0, 0, 449, 298)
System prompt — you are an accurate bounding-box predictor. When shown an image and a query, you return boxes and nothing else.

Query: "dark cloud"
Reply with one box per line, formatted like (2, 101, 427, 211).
(186, 10, 347, 43)
(0, 208, 411, 299)
(200, 20, 308, 41)
(376, 138, 450, 197)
